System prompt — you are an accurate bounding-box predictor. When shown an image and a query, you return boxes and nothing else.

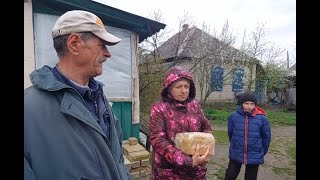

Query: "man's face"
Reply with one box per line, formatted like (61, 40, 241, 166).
(77, 35, 111, 78)
(242, 101, 255, 113)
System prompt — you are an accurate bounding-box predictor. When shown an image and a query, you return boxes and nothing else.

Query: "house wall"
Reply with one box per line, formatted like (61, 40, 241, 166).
(24, 0, 35, 89)
(205, 65, 256, 103)
(180, 62, 257, 103)
(286, 88, 296, 106)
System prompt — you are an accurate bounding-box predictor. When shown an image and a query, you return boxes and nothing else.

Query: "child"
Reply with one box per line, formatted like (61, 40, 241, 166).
(224, 92, 271, 180)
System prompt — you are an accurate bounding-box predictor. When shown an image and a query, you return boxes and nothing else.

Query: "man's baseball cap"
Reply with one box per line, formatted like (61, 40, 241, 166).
(52, 10, 121, 45)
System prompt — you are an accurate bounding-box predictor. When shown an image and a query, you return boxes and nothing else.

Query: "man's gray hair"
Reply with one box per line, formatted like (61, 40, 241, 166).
(53, 32, 95, 58)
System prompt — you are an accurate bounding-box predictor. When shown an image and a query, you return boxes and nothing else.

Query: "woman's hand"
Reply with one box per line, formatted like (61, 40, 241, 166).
(192, 145, 212, 167)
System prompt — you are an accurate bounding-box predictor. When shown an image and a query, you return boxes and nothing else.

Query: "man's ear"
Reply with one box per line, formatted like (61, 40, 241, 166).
(67, 33, 81, 55)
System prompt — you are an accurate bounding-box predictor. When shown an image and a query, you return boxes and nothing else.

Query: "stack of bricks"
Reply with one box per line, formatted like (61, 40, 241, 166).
(123, 137, 151, 180)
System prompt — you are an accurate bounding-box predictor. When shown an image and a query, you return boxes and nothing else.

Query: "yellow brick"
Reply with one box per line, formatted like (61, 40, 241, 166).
(130, 171, 140, 179)
(140, 158, 149, 167)
(123, 143, 145, 157)
(128, 137, 138, 145)
(140, 168, 151, 177)
(127, 150, 150, 162)
(130, 165, 150, 173)
(123, 155, 131, 170)
(131, 160, 140, 169)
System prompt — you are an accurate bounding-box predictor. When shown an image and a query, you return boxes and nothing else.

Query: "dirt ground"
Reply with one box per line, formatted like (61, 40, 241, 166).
(206, 126, 296, 180)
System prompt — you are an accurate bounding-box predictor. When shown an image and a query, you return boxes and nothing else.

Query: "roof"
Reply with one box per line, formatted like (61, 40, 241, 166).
(289, 63, 296, 71)
(32, 0, 166, 42)
(288, 63, 296, 76)
(156, 24, 254, 63)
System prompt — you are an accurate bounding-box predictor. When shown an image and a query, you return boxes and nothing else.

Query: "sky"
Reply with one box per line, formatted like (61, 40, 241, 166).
(93, 0, 296, 66)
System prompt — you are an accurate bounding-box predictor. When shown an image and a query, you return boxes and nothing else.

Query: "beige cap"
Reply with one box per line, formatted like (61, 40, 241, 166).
(52, 10, 121, 45)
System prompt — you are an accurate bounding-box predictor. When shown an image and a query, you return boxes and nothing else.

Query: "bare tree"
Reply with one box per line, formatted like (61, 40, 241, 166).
(191, 21, 241, 104)
(140, 9, 170, 57)
(138, 10, 169, 119)
(190, 22, 287, 104)
(238, 23, 267, 92)
(140, 13, 289, 107)
(237, 23, 283, 92)
(169, 11, 195, 66)
(238, 23, 292, 104)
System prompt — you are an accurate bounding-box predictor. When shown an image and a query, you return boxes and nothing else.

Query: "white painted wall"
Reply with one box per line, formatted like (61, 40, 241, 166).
(24, 0, 35, 89)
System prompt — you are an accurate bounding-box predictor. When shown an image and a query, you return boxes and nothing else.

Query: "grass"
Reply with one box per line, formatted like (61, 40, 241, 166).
(206, 161, 227, 180)
(214, 167, 226, 179)
(213, 130, 229, 144)
(266, 109, 296, 126)
(204, 103, 296, 127)
(287, 144, 296, 159)
(205, 109, 230, 121)
(265, 136, 296, 178)
(273, 167, 296, 177)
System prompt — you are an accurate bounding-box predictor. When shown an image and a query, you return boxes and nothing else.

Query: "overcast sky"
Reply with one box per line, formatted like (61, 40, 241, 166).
(93, 0, 296, 65)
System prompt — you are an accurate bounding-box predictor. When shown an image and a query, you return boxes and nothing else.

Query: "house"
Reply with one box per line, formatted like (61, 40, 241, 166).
(286, 63, 296, 107)
(24, 0, 166, 140)
(288, 63, 296, 77)
(152, 24, 265, 104)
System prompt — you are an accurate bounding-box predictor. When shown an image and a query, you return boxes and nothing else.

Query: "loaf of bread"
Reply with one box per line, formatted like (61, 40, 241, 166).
(175, 132, 215, 156)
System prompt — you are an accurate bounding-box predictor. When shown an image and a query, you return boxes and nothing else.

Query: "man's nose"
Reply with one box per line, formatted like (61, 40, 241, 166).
(103, 46, 111, 58)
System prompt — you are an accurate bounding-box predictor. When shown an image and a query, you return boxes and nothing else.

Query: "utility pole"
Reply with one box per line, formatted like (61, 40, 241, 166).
(287, 51, 290, 69)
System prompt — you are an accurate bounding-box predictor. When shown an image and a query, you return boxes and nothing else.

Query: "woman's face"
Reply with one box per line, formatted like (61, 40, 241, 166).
(170, 79, 190, 102)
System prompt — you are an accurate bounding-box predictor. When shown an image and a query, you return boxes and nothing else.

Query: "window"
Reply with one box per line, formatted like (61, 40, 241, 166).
(211, 67, 224, 91)
(232, 68, 244, 92)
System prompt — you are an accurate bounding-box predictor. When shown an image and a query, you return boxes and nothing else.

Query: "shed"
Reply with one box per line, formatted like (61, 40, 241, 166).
(24, 0, 166, 140)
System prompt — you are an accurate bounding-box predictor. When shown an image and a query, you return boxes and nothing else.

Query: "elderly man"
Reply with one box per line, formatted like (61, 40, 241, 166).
(24, 10, 131, 180)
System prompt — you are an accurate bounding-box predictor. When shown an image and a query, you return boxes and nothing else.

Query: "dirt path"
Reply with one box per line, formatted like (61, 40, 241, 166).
(206, 126, 296, 180)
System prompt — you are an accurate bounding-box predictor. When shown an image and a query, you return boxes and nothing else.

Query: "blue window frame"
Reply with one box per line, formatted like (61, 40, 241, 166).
(232, 68, 244, 92)
(211, 67, 224, 91)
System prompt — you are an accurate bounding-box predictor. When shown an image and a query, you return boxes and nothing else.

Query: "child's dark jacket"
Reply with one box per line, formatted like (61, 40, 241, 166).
(227, 106, 271, 165)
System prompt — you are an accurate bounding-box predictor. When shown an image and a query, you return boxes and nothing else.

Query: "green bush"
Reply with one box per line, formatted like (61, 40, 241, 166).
(204, 109, 229, 121)
(204, 103, 296, 127)
(204, 108, 230, 126)
(266, 109, 296, 126)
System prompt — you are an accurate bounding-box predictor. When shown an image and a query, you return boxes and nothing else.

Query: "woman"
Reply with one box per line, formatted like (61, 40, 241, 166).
(149, 66, 213, 180)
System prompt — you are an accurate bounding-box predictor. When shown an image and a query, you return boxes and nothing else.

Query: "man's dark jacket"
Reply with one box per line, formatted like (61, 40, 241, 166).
(24, 66, 131, 180)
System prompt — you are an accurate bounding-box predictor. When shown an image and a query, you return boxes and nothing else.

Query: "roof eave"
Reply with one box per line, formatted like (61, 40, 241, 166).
(32, 0, 166, 42)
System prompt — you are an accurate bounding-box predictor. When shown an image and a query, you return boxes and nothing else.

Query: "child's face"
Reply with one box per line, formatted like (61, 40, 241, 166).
(242, 101, 255, 113)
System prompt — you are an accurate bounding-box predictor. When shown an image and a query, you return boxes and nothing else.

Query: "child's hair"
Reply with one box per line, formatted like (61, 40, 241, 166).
(238, 92, 257, 105)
